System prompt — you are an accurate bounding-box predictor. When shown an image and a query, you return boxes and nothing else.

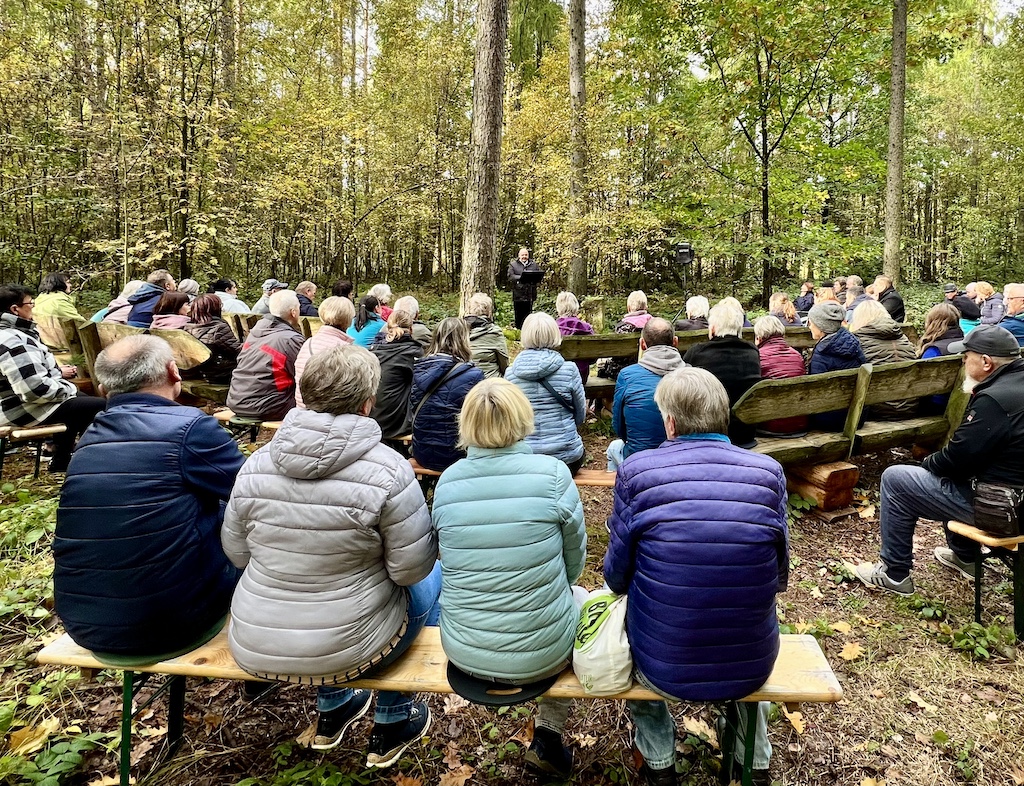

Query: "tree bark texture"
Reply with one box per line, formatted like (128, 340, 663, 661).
(459, 0, 509, 314)
(883, 0, 907, 285)
(567, 0, 587, 297)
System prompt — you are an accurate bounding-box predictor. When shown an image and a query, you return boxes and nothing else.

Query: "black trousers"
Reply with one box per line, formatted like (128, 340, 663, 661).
(513, 300, 533, 330)
(42, 393, 106, 470)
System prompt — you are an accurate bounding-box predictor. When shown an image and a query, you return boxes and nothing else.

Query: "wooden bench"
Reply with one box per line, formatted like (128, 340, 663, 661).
(408, 459, 616, 488)
(213, 409, 283, 441)
(947, 521, 1024, 640)
(299, 316, 323, 338)
(37, 625, 841, 786)
(0, 424, 68, 479)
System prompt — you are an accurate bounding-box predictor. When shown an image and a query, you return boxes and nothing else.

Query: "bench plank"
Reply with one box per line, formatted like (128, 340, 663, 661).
(860, 356, 963, 405)
(37, 627, 841, 703)
(734, 368, 860, 424)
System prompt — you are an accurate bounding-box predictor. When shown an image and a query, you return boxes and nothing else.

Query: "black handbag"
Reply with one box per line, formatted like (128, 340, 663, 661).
(972, 480, 1024, 538)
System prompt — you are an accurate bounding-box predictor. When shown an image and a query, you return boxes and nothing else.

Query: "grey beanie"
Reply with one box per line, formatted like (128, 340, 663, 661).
(808, 302, 845, 335)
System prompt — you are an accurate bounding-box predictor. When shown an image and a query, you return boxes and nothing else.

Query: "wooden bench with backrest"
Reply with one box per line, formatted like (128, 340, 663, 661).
(37, 624, 841, 786)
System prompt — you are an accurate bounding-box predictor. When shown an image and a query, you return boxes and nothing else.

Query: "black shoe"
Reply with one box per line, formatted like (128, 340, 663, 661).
(524, 727, 573, 779)
(730, 762, 771, 786)
(365, 700, 431, 768)
(311, 689, 373, 751)
(639, 762, 677, 786)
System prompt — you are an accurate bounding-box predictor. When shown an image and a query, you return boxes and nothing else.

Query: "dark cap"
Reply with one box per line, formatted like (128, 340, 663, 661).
(262, 278, 289, 292)
(943, 283, 958, 294)
(446, 662, 558, 707)
(948, 325, 1021, 357)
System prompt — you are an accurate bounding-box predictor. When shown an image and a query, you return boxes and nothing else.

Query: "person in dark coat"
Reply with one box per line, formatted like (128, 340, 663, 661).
(942, 283, 982, 321)
(370, 309, 424, 448)
(793, 281, 815, 313)
(409, 318, 485, 471)
(53, 335, 245, 657)
(127, 269, 176, 327)
(753, 316, 807, 434)
(873, 275, 905, 323)
(605, 366, 788, 785)
(295, 281, 319, 317)
(673, 295, 709, 332)
(806, 302, 867, 431)
(184, 293, 241, 384)
(682, 302, 761, 448)
(507, 247, 543, 329)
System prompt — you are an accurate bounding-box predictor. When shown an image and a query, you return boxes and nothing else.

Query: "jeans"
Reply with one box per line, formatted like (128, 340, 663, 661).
(879, 465, 976, 581)
(606, 439, 625, 472)
(318, 562, 442, 724)
(630, 671, 772, 770)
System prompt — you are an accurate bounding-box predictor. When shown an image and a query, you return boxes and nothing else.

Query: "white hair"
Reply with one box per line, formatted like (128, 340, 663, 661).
(686, 296, 710, 319)
(655, 367, 730, 435)
(754, 315, 785, 342)
(95, 335, 174, 396)
(708, 302, 743, 337)
(627, 290, 648, 313)
(269, 289, 300, 319)
(520, 312, 562, 349)
(556, 291, 580, 317)
(393, 295, 419, 318)
(368, 283, 392, 305)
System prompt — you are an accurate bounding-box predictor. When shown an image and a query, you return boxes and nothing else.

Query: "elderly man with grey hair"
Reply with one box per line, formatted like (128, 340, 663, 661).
(605, 366, 788, 786)
(227, 289, 306, 420)
(53, 334, 245, 658)
(681, 301, 761, 448)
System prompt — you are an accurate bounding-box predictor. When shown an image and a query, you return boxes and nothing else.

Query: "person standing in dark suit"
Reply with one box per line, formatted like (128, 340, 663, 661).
(507, 247, 543, 329)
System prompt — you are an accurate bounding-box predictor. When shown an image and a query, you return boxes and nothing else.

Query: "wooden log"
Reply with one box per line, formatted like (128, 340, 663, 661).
(787, 478, 854, 511)
(788, 461, 859, 490)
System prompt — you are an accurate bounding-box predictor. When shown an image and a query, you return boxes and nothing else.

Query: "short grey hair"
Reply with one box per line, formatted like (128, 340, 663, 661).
(368, 283, 392, 305)
(556, 291, 580, 317)
(299, 344, 381, 415)
(709, 302, 743, 337)
(95, 335, 174, 396)
(393, 295, 420, 318)
(296, 280, 317, 296)
(466, 292, 493, 318)
(269, 289, 299, 319)
(654, 366, 730, 436)
(754, 315, 785, 342)
(847, 275, 864, 288)
(686, 296, 709, 319)
(521, 312, 562, 349)
(147, 269, 173, 287)
(318, 296, 354, 329)
(626, 290, 648, 313)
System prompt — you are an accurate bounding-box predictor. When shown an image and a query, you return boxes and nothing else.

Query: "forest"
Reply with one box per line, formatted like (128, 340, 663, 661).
(0, 0, 1022, 303)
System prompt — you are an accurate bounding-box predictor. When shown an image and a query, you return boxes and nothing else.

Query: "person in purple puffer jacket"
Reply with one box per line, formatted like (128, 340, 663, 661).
(555, 291, 594, 382)
(605, 366, 789, 785)
(753, 315, 808, 435)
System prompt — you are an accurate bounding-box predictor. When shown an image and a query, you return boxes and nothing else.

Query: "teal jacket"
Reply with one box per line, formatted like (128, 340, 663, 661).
(431, 443, 587, 681)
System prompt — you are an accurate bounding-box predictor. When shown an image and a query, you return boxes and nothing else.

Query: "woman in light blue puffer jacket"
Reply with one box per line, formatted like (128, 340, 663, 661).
(432, 378, 586, 777)
(505, 313, 586, 473)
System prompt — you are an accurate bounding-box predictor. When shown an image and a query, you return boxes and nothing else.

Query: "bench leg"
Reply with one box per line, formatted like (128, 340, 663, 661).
(740, 703, 758, 786)
(120, 671, 135, 786)
(33, 441, 43, 479)
(973, 543, 984, 625)
(1013, 551, 1024, 642)
(0, 435, 7, 480)
(168, 676, 186, 754)
(719, 703, 738, 786)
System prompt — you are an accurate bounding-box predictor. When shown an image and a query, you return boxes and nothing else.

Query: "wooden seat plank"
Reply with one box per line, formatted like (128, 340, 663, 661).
(37, 627, 841, 703)
(751, 433, 851, 465)
(947, 520, 1024, 550)
(854, 416, 949, 453)
(574, 468, 616, 487)
(9, 424, 68, 440)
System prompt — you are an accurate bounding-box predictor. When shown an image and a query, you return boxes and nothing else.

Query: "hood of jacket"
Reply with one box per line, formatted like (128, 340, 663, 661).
(465, 314, 498, 337)
(619, 311, 651, 330)
(268, 408, 382, 480)
(639, 344, 683, 376)
(854, 317, 903, 341)
(820, 327, 863, 359)
(510, 347, 565, 380)
(128, 282, 165, 305)
(151, 314, 191, 330)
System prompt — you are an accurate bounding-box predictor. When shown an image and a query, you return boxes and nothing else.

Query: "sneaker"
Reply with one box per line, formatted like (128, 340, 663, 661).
(934, 547, 979, 581)
(852, 562, 915, 597)
(524, 727, 573, 778)
(730, 761, 771, 786)
(365, 701, 431, 768)
(311, 690, 373, 751)
(639, 762, 677, 786)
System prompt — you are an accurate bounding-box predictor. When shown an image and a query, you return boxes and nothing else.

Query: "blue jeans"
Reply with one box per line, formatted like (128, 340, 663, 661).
(606, 439, 625, 472)
(630, 670, 772, 770)
(879, 465, 976, 581)
(318, 562, 442, 724)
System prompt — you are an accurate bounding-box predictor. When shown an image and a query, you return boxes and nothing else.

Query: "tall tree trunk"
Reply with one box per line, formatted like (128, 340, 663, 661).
(759, 103, 771, 305)
(567, 0, 587, 296)
(459, 0, 509, 314)
(883, 0, 907, 285)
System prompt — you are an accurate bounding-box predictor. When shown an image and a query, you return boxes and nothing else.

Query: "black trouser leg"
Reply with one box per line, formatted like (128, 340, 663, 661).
(513, 300, 533, 329)
(42, 393, 106, 469)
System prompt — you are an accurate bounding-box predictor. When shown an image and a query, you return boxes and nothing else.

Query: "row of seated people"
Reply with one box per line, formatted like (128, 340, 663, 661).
(52, 334, 789, 784)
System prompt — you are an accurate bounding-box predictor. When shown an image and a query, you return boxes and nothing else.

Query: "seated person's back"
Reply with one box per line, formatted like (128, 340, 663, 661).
(806, 302, 867, 431)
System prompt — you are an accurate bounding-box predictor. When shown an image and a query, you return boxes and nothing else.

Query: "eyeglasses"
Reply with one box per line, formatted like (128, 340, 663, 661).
(18, 300, 35, 308)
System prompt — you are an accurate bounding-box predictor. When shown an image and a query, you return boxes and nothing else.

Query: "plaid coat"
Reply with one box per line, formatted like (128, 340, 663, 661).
(0, 313, 76, 427)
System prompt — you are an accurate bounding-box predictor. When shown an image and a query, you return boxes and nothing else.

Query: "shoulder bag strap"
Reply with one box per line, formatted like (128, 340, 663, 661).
(412, 362, 472, 427)
(539, 377, 574, 413)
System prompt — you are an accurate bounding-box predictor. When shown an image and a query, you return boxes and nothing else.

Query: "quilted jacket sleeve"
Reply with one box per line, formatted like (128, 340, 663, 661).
(379, 457, 438, 586)
(555, 463, 587, 584)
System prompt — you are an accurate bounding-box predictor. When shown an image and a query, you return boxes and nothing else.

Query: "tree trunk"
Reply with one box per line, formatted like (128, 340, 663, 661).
(883, 0, 907, 285)
(567, 0, 587, 296)
(759, 103, 771, 305)
(459, 0, 509, 314)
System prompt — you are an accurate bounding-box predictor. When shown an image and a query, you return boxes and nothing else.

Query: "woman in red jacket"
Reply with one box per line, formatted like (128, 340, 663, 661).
(753, 315, 807, 434)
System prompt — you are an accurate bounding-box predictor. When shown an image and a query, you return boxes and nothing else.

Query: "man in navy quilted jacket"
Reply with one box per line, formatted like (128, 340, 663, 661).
(54, 335, 245, 659)
(605, 366, 789, 785)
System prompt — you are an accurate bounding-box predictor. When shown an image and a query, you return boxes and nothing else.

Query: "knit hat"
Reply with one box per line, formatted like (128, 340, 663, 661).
(177, 278, 200, 296)
(808, 302, 845, 335)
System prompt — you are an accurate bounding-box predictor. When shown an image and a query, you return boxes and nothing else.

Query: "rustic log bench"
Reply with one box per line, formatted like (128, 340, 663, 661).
(37, 626, 841, 786)
(947, 521, 1024, 640)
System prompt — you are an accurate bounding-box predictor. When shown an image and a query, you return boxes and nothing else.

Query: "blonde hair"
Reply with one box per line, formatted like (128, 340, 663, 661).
(769, 292, 797, 322)
(318, 296, 355, 330)
(465, 292, 493, 318)
(520, 312, 562, 349)
(626, 290, 648, 313)
(296, 281, 317, 297)
(720, 296, 744, 315)
(556, 291, 581, 317)
(849, 299, 891, 333)
(975, 281, 995, 300)
(384, 309, 414, 342)
(815, 287, 837, 304)
(458, 378, 535, 449)
(754, 315, 785, 343)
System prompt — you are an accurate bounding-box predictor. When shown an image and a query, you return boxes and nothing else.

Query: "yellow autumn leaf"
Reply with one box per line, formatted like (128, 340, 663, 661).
(907, 691, 938, 713)
(839, 642, 864, 661)
(295, 723, 317, 748)
(8, 716, 60, 756)
(859, 504, 876, 519)
(438, 764, 475, 786)
(781, 705, 805, 735)
(87, 777, 135, 786)
(832, 621, 853, 634)
(682, 716, 719, 748)
(860, 778, 885, 786)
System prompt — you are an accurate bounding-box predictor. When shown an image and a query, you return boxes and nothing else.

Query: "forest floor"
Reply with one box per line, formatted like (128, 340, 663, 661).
(1, 423, 1023, 786)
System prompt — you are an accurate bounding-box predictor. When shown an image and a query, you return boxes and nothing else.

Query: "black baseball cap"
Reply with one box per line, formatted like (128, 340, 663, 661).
(948, 325, 1021, 357)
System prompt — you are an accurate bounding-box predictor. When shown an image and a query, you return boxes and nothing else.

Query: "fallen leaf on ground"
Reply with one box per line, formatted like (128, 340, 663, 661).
(794, 622, 812, 634)
(832, 621, 852, 634)
(859, 504, 876, 519)
(295, 723, 317, 748)
(682, 716, 719, 748)
(907, 692, 938, 714)
(809, 586, 823, 599)
(839, 642, 864, 661)
(510, 721, 533, 747)
(881, 745, 898, 757)
(443, 694, 469, 715)
(870, 689, 886, 698)
(781, 705, 805, 735)
(575, 733, 598, 748)
(87, 777, 135, 786)
(439, 764, 474, 786)
(129, 737, 156, 766)
(390, 774, 422, 786)
(139, 725, 167, 738)
(985, 712, 998, 724)
(8, 716, 60, 756)
(1010, 765, 1024, 785)
(861, 779, 885, 786)
(443, 742, 462, 769)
